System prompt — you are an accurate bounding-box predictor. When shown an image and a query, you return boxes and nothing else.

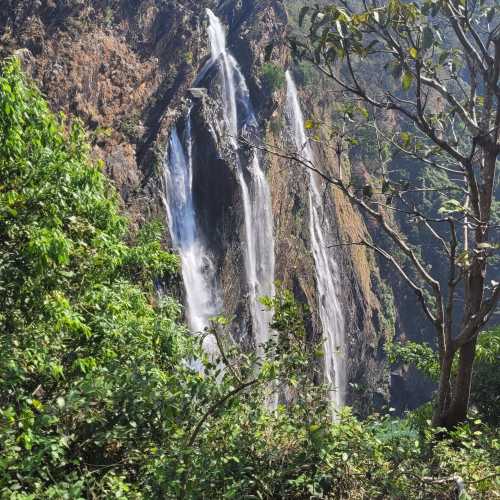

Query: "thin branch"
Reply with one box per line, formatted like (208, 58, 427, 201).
(445, 218, 458, 350)
(454, 284, 500, 348)
(444, 1, 488, 73)
(186, 378, 260, 448)
(374, 124, 465, 175)
(332, 239, 438, 324)
(212, 327, 242, 384)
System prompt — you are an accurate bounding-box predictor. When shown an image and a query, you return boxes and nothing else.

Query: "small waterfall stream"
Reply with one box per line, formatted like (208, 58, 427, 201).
(285, 71, 346, 409)
(162, 10, 275, 354)
(162, 111, 220, 352)
(206, 9, 275, 349)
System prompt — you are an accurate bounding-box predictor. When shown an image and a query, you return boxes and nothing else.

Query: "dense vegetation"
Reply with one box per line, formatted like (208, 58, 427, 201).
(0, 55, 498, 499)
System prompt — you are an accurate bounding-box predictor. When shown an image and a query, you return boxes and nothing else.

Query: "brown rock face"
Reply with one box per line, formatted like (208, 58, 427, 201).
(1, 0, 391, 413)
(1, 0, 215, 225)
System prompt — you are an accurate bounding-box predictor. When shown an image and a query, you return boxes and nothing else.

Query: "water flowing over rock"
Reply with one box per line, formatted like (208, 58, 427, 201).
(162, 112, 220, 352)
(285, 71, 346, 409)
(204, 9, 275, 350)
(161, 9, 275, 353)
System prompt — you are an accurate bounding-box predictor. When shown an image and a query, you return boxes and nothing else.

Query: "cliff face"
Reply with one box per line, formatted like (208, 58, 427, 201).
(1, 0, 217, 224)
(1, 0, 392, 414)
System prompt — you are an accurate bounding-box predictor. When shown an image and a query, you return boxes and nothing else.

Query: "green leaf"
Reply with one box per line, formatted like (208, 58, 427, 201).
(409, 47, 418, 59)
(400, 131, 411, 146)
(438, 50, 449, 65)
(438, 199, 464, 214)
(31, 399, 43, 411)
(357, 105, 369, 119)
(477, 242, 495, 250)
(402, 71, 413, 91)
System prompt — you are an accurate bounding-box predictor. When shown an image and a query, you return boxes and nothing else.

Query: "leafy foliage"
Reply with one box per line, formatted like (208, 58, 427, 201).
(388, 326, 500, 426)
(471, 327, 500, 425)
(0, 56, 498, 499)
(0, 56, 189, 497)
(261, 62, 286, 92)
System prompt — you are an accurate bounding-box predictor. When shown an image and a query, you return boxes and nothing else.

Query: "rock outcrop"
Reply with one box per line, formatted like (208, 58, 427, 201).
(1, 0, 393, 414)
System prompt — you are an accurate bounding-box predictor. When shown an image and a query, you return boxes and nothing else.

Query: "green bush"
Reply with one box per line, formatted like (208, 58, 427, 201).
(0, 57, 188, 497)
(261, 63, 286, 92)
(472, 327, 500, 425)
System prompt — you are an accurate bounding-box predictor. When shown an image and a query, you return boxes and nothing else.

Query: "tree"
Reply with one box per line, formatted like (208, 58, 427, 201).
(287, 0, 499, 428)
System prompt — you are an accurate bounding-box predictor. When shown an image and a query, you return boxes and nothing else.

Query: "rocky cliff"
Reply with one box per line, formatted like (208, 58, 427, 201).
(0, 0, 393, 414)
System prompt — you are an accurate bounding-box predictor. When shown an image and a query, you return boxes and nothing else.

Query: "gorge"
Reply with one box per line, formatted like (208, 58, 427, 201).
(1, 0, 498, 497)
(0, 0, 400, 415)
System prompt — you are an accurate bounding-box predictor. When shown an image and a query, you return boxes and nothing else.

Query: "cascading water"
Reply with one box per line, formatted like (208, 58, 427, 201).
(285, 71, 346, 409)
(205, 9, 275, 349)
(162, 111, 220, 352)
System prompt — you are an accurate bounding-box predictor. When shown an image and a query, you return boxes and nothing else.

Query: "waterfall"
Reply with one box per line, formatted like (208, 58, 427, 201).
(162, 111, 220, 353)
(285, 71, 346, 409)
(205, 9, 275, 349)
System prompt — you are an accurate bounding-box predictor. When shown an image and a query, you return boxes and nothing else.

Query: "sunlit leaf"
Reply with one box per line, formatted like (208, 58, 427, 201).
(402, 71, 413, 91)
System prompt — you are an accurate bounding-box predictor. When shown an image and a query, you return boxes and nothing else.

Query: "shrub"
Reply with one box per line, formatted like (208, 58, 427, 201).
(261, 63, 286, 92)
(0, 57, 185, 497)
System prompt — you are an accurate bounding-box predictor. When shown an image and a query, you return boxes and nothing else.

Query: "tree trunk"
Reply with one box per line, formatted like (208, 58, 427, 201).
(432, 350, 454, 427)
(442, 337, 478, 428)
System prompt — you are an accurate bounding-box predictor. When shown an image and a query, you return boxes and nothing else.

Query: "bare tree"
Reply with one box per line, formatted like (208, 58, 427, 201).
(283, 0, 500, 427)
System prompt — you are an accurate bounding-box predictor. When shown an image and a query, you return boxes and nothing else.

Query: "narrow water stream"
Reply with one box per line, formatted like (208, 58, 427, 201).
(206, 9, 275, 350)
(285, 71, 346, 408)
(162, 111, 220, 353)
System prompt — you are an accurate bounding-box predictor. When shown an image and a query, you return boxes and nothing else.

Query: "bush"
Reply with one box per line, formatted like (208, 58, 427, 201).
(0, 57, 186, 497)
(261, 63, 286, 92)
(471, 327, 500, 425)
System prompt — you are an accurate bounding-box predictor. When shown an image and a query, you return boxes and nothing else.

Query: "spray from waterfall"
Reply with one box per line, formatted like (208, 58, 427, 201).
(205, 9, 275, 350)
(285, 71, 346, 409)
(162, 110, 220, 353)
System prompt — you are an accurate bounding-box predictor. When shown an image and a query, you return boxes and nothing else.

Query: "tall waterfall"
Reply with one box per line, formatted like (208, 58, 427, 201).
(206, 9, 275, 349)
(285, 71, 346, 408)
(162, 112, 220, 352)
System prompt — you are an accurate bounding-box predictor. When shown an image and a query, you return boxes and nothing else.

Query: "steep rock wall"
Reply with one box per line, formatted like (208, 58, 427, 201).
(1, 0, 391, 414)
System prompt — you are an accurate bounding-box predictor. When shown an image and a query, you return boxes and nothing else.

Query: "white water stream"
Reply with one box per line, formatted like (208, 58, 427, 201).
(206, 9, 275, 350)
(162, 11, 275, 356)
(162, 111, 220, 353)
(285, 71, 346, 408)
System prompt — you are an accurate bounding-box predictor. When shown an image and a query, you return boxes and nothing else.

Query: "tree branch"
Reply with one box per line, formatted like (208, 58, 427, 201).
(454, 283, 500, 348)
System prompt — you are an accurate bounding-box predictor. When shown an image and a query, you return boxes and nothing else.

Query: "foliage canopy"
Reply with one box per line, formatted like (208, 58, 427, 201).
(0, 55, 498, 499)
